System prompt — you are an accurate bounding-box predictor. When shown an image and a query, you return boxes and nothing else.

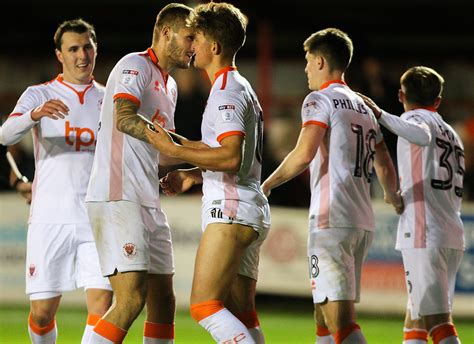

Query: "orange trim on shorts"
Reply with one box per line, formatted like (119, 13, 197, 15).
(217, 130, 245, 143)
(316, 325, 331, 336)
(113, 93, 141, 106)
(87, 314, 102, 326)
(190, 300, 225, 322)
(333, 322, 360, 344)
(144, 321, 174, 339)
(302, 120, 329, 129)
(28, 313, 56, 335)
(430, 322, 458, 344)
(404, 329, 428, 340)
(93, 318, 127, 343)
(236, 310, 260, 329)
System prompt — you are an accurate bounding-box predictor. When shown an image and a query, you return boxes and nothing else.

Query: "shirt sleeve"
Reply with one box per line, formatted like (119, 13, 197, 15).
(209, 90, 246, 143)
(112, 55, 152, 106)
(300, 92, 331, 129)
(1, 87, 42, 145)
(380, 110, 431, 146)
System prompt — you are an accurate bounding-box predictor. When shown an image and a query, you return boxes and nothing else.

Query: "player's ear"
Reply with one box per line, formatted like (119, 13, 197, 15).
(398, 89, 404, 104)
(316, 55, 324, 70)
(212, 41, 221, 55)
(161, 25, 172, 41)
(433, 96, 442, 109)
(55, 49, 64, 64)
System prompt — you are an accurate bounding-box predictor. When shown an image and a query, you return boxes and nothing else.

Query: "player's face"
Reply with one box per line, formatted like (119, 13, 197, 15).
(305, 52, 319, 91)
(56, 31, 97, 84)
(191, 31, 213, 70)
(167, 27, 195, 69)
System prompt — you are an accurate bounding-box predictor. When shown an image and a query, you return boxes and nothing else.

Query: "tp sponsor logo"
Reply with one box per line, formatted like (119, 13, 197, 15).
(65, 121, 95, 151)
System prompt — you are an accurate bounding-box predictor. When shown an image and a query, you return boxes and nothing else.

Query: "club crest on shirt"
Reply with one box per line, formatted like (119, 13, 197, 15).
(218, 105, 235, 122)
(121, 70, 139, 85)
(28, 264, 36, 277)
(123, 243, 137, 258)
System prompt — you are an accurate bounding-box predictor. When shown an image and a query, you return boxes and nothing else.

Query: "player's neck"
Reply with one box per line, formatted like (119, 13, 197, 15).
(207, 57, 235, 85)
(61, 73, 93, 85)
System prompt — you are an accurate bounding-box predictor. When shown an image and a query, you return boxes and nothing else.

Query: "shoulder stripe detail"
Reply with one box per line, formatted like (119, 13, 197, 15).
(217, 130, 245, 143)
(8, 113, 23, 118)
(113, 93, 141, 106)
(302, 120, 329, 129)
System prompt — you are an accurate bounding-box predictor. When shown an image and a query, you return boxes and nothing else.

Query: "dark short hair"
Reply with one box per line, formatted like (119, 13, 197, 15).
(54, 18, 97, 51)
(187, 2, 248, 57)
(401, 66, 444, 106)
(303, 28, 353, 72)
(152, 3, 193, 42)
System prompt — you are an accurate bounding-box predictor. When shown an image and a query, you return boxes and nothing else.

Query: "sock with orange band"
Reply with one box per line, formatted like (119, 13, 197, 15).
(333, 323, 367, 344)
(316, 325, 334, 344)
(429, 322, 460, 344)
(403, 327, 428, 344)
(81, 314, 102, 344)
(28, 313, 57, 344)
(143, 321, 174, 344)
(190, 300, 253, 343)
(88, 318, 127, 343)
(235, 310, 264, 344)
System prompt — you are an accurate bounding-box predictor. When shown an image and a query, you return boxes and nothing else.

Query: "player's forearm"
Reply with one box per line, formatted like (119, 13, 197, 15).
(379, 111, 431, 146)
(114, 99, 149, 143)
(168, 145, 241, 172)
(374, 147, 399, 198)
(264, 150, 310, 192)
(1, 111, 38, 145)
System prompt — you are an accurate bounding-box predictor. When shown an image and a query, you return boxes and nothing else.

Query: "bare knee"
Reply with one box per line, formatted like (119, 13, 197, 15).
(30, 300, 60, 327)
(86, 289, 113, 316)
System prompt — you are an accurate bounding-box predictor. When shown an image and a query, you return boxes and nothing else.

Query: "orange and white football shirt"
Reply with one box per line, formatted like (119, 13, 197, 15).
(394, 108, 464, 249)
(200, 66, 267, 217)
(302, 80, 383, 231)
(86, 48, 177, 208)
(2, 75, 103, 224)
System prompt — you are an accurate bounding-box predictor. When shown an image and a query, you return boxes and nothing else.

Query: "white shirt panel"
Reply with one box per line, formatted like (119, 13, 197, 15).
(201, 69, 267, 218)
(5, 77, 103, 223)
(86, 50, 177, 208)
(395, 109, 464, 249)
(302, 82, 383, 231)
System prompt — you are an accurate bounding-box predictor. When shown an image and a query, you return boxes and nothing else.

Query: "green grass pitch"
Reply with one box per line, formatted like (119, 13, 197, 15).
(1, 305, 473, 343)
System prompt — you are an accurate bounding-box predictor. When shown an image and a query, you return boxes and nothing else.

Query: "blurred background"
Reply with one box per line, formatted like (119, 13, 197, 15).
(0, 0, 473, 338)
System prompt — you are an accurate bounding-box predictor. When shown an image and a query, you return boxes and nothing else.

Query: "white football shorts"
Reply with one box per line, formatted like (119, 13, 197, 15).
(26, 223, 111, 298)
(87, 200, 174, 276)
(307, 226, 373, 304)
(401, 248, 463, 320)
(201, 198, 271, 280)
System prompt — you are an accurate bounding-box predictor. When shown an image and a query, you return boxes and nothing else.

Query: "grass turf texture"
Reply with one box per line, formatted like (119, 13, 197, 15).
(1, 305, 473, 343)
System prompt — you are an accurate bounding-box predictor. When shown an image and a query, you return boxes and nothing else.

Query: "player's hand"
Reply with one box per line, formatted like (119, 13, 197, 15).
(16, 181, 32, 204)
(385, 190, 404, 215)
(261, 181, 271, 197)
(145, 121, 176, 155)
(160, 170, 196, 196)
(356, 92, 382, 119)
(31, 99, 69, 121)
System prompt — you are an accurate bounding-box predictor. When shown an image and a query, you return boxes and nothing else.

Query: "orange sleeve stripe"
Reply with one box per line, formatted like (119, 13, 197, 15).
(113, 93, 141, 106)
(430, 323, 457, 343)
(94, 318, 127, 342)
(190, 300, 225, 322)
(217, 131, 245, 143)
(9, 113, 23, 118)
(302, 120, 328, 129)
(235, 310, 260, 329)
(316, 325, 331, 336)
(144, 322, 174, 339)
(28, 313, 56, 335)
(403, 330, 428, 340)
(86, 314, 102, 326)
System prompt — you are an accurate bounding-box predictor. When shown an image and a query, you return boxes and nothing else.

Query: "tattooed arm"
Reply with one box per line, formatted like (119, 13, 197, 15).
(114, 98, 150, 143)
